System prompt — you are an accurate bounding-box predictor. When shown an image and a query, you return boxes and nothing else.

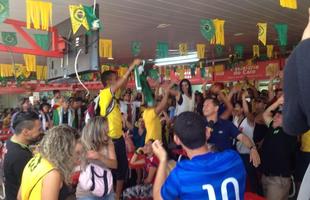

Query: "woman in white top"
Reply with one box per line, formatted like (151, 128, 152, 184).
(232, 91, 259, 193)
(171, 79, 195, 116)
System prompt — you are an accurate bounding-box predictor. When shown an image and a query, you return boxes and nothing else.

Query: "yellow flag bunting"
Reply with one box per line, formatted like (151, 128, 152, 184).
(267, 45, 274, 59)
(69, 5, 90, 34)
(23, 54, 36, 72)
(179, 43, 188, 56)
(253, 45, 260, 57)
(257, 23, 267, 46)
(196, 44, 206, 59)
(211, 19, 225, 45)
(26, 0, 52, 31)
(280, 0, 297, 9)
(99, 39, 113, 58)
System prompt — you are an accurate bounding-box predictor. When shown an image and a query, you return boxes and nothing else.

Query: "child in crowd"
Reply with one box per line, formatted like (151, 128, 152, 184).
(151, 112, 246, 200)
(123, 140, 159, 199)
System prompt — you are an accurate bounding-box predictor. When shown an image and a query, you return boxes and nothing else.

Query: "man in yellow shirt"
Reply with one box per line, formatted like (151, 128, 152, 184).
(143, 83, 174, 143)
(99, 59, 141, 200)
(296, 130, 310, 186)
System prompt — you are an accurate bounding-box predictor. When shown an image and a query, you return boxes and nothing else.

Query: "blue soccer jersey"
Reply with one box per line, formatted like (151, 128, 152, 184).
(161, 150, 246, 200)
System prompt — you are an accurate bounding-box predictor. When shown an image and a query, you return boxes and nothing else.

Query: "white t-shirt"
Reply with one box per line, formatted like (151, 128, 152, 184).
(120, 101, 141, 125)
(233, 116, 254, 154)
(175, 94, 195, 116)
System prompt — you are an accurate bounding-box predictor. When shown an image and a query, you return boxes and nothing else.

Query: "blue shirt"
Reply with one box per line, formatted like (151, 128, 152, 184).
(207, 118, 240, 151)
(161, 150, 246, 200)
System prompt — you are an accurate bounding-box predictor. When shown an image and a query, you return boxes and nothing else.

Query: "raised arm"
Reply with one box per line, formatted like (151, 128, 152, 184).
(218, 91, 233, 120)
(155, 83, 174, 115)
(242, 91, 255, 125)
(263, 95, 284, 126)
(268, 76, 275, 102)
(111, 59, 141, 94)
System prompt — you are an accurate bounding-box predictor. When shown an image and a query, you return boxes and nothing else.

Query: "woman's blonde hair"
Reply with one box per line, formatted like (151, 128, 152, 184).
(81, 116, 109, 152)
(38, 125, 77, 184)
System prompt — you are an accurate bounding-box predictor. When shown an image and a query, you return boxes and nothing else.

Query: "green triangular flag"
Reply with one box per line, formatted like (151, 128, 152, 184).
(33, 34, 50, 50)
(83, 5, 101, 33)
(274, 23, 288, 46)
(0, 0, 9, 23)
(131, 41, 141, 57)
(157, 42, 169, 58)
(234, 44, 244, 59)
(1, 32, 17, 46)
(215, 45, 224, 57)
(200, 19, 215, 42)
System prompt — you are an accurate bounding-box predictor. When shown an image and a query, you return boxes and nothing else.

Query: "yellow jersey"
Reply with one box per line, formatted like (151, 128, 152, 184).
(20, 154, 55, 200)
(143, 108, 162, 143)
(99, 88, 123, 139)
(301, 130, 310, 152)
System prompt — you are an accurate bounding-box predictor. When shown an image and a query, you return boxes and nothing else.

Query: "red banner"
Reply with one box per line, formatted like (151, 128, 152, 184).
(213, 59, 283, 82)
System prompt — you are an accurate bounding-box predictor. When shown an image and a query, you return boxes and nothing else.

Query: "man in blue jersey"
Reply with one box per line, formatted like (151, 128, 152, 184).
(151, 112, 246, 200)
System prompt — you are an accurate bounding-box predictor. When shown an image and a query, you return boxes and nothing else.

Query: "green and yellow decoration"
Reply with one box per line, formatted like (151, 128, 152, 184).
(26, 0, 52, 31)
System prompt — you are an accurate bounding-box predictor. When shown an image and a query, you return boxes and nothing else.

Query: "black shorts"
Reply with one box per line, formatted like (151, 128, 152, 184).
(112, 136, 128, 180)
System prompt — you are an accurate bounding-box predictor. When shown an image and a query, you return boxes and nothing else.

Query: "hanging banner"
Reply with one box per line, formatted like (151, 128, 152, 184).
(157, 42, 168, 58)
(26, 0, 52, 31)
(267, 45, 274, 59)
(33, 34, 49, 50)
(0, 0, 9, 23)
(274, 23, 288, 46)
(179, 43, 188, 56)
(69, 4, 89, 34)
(253, 45, 260, 57)
(213, 60, 281, 82)
(280, 0, 297, 9)
(99, 39, 112, 58)
(196, 44, 206, 59)
(234, 44, 244, 59)
(257, 23, 267, 46)
(1, 32, 17, 46)
(131, 41, 141, 57)
(200, 19, 215, 42)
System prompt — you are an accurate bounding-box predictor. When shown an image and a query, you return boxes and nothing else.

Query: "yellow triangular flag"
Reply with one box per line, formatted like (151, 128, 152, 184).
(26, 0, 52, 31)
(213, 19, 225, 45)
(280, 0, 297, 9)
(69, 5, 89, 34)
(197, 44, 206, 59)
(36, 65, 47, 80)
(179, 43, 188, 56)
(99, 39, 113, 58)
(253, 45, 260, 57)
(267, 45, 274, 59)
(24, 54, 36, 72)
(257, 23, 267, 46)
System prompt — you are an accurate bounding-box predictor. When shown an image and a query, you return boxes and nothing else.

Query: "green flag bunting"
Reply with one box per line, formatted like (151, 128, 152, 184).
(157, 42, 169, 58)
(1, 32, 17, 46)
(274, 23, 288, 46)
(34, 34, 50, 50)
(0, 0, 8, 23)
(234, 44, 244, 59)
(200, 19, 215, 42)
(215, 45, 224, 57)
(131, 41, 141, 57)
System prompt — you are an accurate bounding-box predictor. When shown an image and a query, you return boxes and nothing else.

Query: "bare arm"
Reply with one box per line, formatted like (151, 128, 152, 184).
(263, 96, 284, 126)
(268, 77, 275, 102)
(144, 166, 157, 184)
(155, 84, 174, 115)
(41, 170, 62, 200)
(218, 92, 233, 120)
(152, 141, 168, 200)
(130, 149, 146, 166)
(242, 92, 255, 125)
(236, 133, 261, 167)
(110, 59, 141, 94)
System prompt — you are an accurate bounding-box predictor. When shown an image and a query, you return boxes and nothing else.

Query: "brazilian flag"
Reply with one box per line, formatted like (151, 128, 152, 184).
(0, 0, 8, 23)
(1, 32, 17, 46)
(131, 41, 141, 57)
(200, 19, 215, 42)
(69, 5, 89, 34)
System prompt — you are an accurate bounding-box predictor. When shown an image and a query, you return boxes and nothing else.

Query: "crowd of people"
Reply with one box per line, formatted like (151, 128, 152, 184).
(0, 56, 308, 200)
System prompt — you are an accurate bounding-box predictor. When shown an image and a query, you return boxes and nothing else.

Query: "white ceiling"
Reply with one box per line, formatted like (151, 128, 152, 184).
(1, 0, 310, 64)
